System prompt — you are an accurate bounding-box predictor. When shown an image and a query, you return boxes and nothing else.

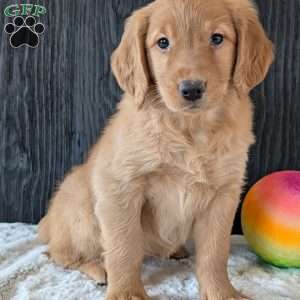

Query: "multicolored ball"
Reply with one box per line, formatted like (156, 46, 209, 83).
(242, 171, 300, 268)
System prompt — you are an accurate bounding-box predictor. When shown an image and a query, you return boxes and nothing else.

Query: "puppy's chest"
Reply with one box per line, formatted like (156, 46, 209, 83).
(144, 164, 214, 248)
(144, 130, 215, 244)
(143, 126, 237, 246)
(146, 128, 214, 212)
(158, 128, 211, 181)
(145, 166, 196, 245)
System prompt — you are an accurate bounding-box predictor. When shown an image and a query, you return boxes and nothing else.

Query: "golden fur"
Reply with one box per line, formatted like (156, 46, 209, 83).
(38, 0, 273, 299)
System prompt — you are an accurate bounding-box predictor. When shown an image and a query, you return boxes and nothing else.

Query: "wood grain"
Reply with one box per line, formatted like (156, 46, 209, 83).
(0, 0, 299, 233)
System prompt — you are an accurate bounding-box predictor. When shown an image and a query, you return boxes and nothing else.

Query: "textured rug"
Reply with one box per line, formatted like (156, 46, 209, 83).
(0, 223, 299, 300)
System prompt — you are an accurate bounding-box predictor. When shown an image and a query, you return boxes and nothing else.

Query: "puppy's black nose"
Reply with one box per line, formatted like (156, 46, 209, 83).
(179, 80, 206, 102)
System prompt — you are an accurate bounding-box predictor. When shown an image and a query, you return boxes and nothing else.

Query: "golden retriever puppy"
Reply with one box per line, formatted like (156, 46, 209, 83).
(38, 0, 274, 299)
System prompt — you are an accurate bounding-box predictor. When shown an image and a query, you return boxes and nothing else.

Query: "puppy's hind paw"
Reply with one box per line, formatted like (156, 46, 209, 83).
(78, 260, 107, 285)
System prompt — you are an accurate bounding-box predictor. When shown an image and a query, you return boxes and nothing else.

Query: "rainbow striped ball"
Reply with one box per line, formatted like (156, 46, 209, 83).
(242, 171, 300, 268)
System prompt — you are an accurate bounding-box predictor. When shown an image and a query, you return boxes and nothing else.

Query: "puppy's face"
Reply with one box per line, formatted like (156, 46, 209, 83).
(146, 0, 236, 113)
(112, 0, 274, 112)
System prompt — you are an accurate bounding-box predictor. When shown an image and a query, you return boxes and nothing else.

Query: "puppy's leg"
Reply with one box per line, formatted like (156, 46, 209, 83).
(194, 188, 250, 300)
(95, 178, 149, 300)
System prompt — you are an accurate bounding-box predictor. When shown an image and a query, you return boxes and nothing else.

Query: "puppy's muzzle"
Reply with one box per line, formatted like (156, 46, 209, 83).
(179, 80, 206, 102)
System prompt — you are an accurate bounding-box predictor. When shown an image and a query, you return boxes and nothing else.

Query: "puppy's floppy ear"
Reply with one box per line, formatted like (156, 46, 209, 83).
(231, 2, 274, 93)
(111, 5, 152, 108)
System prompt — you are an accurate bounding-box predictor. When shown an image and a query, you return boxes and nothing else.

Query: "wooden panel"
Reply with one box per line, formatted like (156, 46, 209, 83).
(0, 0, 299, 234)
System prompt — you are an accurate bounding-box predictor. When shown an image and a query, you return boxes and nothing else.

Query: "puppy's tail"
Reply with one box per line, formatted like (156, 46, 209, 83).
(38, 216, 50, 244)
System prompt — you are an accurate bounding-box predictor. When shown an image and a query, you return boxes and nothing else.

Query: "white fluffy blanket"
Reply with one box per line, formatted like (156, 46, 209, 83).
(0, 223, 299, 300)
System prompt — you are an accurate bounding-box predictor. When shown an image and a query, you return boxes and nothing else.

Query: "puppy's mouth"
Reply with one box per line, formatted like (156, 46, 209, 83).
(181, 94, 208, 112)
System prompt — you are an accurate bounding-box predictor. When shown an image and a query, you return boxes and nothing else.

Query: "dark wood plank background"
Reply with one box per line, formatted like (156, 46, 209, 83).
(0, 0, 299, 233)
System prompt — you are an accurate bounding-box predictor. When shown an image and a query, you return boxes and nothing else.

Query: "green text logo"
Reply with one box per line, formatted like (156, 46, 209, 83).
(4, 4, 46, 17)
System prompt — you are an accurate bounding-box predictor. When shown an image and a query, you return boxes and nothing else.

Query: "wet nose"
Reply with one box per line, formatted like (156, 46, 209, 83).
(179, 80, 206, 102)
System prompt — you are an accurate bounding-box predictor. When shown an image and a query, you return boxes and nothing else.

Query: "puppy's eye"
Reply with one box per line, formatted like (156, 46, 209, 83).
(210, 33, 224, 46)
(157, 37, 170, 50)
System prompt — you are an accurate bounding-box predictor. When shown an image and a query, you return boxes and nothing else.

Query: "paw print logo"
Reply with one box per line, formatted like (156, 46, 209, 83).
(4, 16, 45, 48)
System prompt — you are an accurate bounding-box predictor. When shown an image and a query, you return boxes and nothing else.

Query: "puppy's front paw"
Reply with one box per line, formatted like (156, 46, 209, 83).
(106, 290, 150, 300)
